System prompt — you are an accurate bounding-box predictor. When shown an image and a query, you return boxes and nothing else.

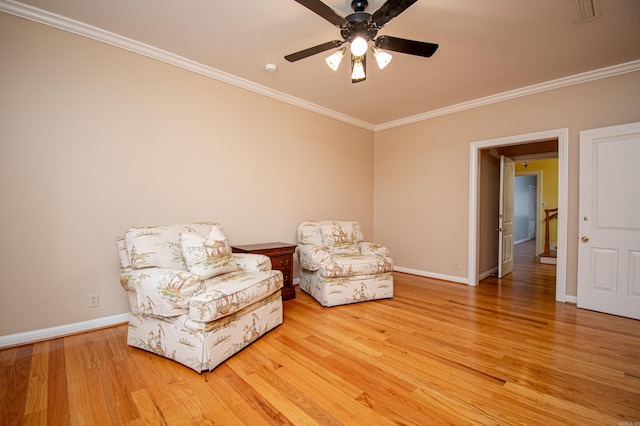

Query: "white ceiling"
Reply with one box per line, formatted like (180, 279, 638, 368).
(4, 0, 640, 127)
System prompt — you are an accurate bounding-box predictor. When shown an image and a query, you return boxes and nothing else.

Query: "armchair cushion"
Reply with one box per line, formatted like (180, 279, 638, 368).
(125, 222, 215, 270)
(189, 270, 283, 322)
(297, 244, 331, 271)
(319, 221, 361, 255)
(358, 242, 390, 257)
(297, 221, 325, 246)
(180, 225, 237, 280)
(317, 254, 394, 278)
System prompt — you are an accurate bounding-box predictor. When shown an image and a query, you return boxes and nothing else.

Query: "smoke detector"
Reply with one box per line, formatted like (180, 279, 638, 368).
(265, 63, 278, 73)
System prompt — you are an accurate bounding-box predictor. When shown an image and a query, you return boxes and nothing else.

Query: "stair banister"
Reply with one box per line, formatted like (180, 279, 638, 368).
(543, 208, 558, 257)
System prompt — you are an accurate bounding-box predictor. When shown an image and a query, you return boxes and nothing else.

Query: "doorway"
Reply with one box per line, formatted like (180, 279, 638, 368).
(507, 159, 557, 278)
(468, 128, 568, 302)
(514, 173, 539, 245)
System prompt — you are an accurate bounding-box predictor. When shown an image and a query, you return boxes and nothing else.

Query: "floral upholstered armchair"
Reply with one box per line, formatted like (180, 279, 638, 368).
(116, 222, 283, 372)
(296, 220, 394, 307)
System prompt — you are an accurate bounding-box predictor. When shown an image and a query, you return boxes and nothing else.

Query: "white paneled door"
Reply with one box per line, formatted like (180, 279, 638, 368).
(578, 122, 640, 320)
(498, 155, 515, 278)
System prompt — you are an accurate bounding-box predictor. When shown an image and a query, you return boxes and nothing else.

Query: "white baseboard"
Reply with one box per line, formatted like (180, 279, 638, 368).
(392, 267, 575, 304)
(0, 313, 130, 348)
(514, 238, 532, 245)
(3, 279, 297, 348)
(394, 266, 468, 285)
(0, 274, 575, 348)
(479, 267, 498, 280)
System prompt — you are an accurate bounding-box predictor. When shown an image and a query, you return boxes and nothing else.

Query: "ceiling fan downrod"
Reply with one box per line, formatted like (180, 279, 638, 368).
(343, 0, 376, 42)
(351, 0, 368, 12)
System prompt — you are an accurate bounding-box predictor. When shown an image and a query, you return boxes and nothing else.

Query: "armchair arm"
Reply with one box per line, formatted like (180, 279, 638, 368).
(119, 268, 204, 316)
(359, 242, 390, 257)
(297, 244, 331, 271)
(232, 253, 271, 272)
(119, 267, 137, 292)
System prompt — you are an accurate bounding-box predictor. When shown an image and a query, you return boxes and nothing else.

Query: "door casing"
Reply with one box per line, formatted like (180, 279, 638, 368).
(469, 128, 568, 302)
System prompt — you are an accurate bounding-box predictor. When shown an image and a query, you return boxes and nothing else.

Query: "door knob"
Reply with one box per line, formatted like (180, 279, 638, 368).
(581, 236, 589, 242)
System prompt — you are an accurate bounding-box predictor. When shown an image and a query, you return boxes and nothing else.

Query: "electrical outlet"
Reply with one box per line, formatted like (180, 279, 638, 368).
(454, 262, 460, 270)
(89, 293, 99, 308)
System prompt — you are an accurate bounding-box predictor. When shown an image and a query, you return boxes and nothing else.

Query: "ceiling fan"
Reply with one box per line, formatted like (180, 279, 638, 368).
(285, 0, 439, 83)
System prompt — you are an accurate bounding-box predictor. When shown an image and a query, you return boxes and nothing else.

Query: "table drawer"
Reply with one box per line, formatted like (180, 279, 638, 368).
(231, 243, 296, 300)
(271, 255, 291, 271)
(270, 256, 292, 285)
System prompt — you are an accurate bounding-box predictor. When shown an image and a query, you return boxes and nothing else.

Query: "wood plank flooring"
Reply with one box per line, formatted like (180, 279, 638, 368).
(2, 241, 640, 425)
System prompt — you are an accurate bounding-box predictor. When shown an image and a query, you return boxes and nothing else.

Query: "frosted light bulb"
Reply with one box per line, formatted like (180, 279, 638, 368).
(350, 37, 368, 57)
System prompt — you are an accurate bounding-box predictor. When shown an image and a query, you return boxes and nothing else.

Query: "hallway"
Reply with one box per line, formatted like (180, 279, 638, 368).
(481, 238, 558, 303)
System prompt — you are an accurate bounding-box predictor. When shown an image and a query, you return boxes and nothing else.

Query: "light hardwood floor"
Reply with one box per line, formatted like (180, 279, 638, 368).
(1, 240, 639, 425)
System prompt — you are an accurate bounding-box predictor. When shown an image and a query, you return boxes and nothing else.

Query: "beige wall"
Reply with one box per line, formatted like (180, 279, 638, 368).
(0, 14, 374, 336)
(374, 70, 640, 296)
(2, 12, 640, 339)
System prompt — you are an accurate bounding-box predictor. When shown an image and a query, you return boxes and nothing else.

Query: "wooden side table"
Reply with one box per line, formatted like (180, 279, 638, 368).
(232, 242, 297, 300)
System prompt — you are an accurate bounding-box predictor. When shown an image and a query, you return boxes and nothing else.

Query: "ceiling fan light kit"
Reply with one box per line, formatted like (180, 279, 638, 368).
(325, 47, 346, 71)
(286, 0, 439, 83)
(351, 54, 366, 83)
(371, 46, 392, 69)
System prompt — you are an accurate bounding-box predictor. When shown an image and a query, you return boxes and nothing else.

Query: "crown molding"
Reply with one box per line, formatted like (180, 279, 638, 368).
(2, 0, 638, 133)
(375, 60, 640, 131)
(0, 0, 375, 130)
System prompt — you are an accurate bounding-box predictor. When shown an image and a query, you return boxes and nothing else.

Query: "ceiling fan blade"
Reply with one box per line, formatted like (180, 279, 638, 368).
(285, 40, 345, 62)
(293, 0, 347, 28)
(375, 35, 438, 57)
(372, 0, 418, 28)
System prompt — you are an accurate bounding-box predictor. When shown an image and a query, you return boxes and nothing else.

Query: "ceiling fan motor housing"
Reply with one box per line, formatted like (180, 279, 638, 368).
(342, 12, 377, 42)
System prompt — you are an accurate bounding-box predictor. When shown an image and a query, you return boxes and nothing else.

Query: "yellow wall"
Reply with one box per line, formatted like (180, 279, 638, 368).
(0, 14, 375, 336)
(515, 159, 558, 253)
